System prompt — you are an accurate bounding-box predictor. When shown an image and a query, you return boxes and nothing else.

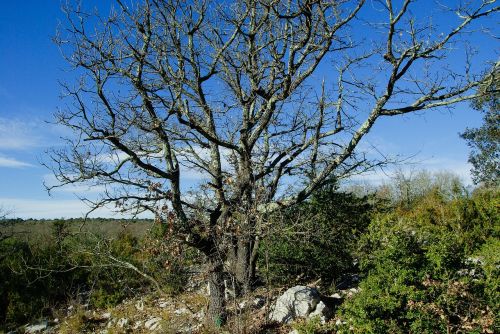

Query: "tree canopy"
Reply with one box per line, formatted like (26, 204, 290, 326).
(461, 69, 499, 187)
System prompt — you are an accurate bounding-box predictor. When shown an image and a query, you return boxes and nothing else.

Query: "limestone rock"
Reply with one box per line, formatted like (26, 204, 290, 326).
(308, 300, 331, 323)
(269, 286, 321, 324)
(25, 321, 48, 333)
(144, 317, 162, 331)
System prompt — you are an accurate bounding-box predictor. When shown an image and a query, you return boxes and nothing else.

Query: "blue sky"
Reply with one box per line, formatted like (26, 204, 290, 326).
(0, 1, 496, 218)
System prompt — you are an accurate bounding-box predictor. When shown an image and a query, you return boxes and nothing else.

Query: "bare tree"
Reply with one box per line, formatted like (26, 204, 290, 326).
(47, 0, 498, 324)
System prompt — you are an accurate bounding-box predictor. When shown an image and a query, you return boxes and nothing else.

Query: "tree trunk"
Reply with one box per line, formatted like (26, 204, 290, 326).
(207, 255, 226, 327)
(235, 237, 251, 293)
(231, 234, 259, 294)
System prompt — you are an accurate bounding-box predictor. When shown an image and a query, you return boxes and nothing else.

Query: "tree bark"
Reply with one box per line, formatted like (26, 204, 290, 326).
(235, 237, 251, 293)
(207, 255, 226, 327)
(230, 234, 259, 294)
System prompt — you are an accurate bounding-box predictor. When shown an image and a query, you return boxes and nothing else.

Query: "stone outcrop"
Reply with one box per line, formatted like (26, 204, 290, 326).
(269, 286, 332, 324)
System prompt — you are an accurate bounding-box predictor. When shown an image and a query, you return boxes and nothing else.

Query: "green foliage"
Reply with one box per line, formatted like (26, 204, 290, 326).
(292, 315, 335, 334)
(473, 237, 500, 315)
(258, 183, 377, 288)
(0, 219, 192, 331)
(461, 69, 499, 187)
(338, 189, 499, 333)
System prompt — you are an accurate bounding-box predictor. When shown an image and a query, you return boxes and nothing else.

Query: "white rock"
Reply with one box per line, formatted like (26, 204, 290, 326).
(135, 300, 144, 311)
(25, 322, 48, 333)
(190, 323, 203, 331)
(330, 293, 342, 299)
(269, 286, 320, 324)
(132, 321, 143, 329)
(144, 317, 162, 331)
(195, 310, 205, 320)
(106, 319, 116, 328)
(308, 301, 331, 323)
(117, 318, 129, 328)
(289, 330, 299, 334)
(101, 312, 112, 320)
(174, 307, 189, 315)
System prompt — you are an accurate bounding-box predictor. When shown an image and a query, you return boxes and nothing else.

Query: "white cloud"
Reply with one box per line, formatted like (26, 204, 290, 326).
(348, 158, 473, 186)
(419, 157, 473, 184)
(97, 151, 130, 164)
(0, 117, 42, 150)
(0, 156, 35, 168)
(0, 197, 153, 219)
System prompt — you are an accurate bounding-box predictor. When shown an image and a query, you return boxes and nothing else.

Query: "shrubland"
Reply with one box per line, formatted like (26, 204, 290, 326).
(258, 182, 379, 290)
(337, 187, 499, 333)
(0, 219, 192, 331)
(0, 171, 498, 333)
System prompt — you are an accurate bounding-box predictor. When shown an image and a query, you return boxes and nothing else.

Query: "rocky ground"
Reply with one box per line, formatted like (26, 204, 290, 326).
(14, 267, 362, 334)
(14, 283, 363, 334)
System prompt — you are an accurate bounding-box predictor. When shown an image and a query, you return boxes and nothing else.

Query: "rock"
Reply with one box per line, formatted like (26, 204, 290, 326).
(106, 319, 116, 328)
(132, 321, 143, 330)
(190, 323, 203, 332)
(144, 317, 162, 331)
(269, 286, 321, 324)
(158, 301, 169, 308)
(195, 310, 205, 320)
(117, 318, 129, 328)
(223, 279, 236, 300)
(253, 296, 265, 308)
(174, 307, 189, 316)
(308, 300, 331, 323)
(101, 312, 112, 320)
(25, 321, 48, 333)
(289, 330, 299, 334)
(135, 300, 144, 311)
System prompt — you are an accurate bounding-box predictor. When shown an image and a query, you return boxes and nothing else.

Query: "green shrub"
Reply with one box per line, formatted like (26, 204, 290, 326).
(292, 315, 335, 334)
(473, 237, 500, 316)
(258, 184, 377, 289)
(338, 189, 499, 333)
(0, 219, 193, 331)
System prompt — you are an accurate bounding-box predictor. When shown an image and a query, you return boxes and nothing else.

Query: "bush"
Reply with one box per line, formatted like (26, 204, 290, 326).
(258, 183, 377, 289)
(0, 219, 193, 331)
(338, 188, 499, 333)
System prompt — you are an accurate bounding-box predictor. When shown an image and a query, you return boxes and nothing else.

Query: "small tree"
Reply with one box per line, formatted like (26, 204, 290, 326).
(0, 206, 14, 242)
(48, 0, 498, 324)
(389, 169, 465, 207)
(461, 69, 499, 187)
